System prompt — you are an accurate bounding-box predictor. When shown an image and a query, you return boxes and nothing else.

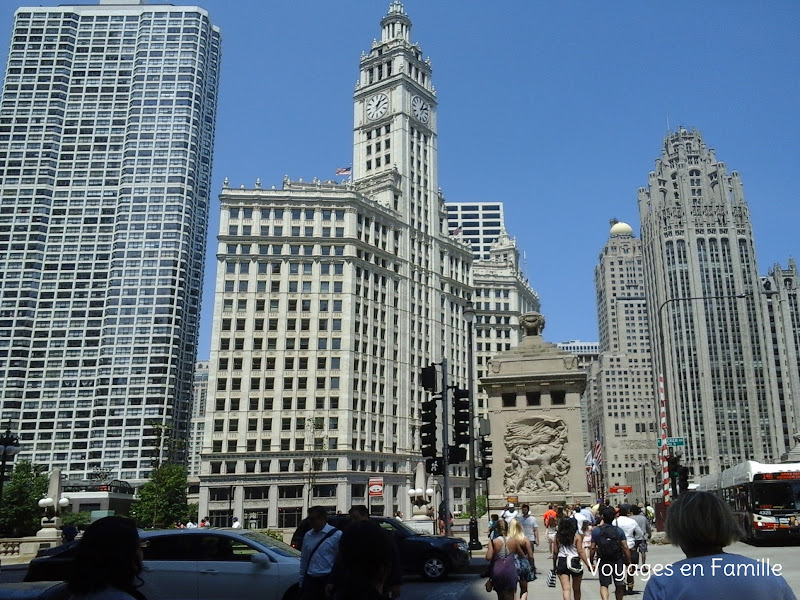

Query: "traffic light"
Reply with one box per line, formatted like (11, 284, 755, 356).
(678, 466, 690, 493)
(477, 466, 492, 480)
(480, 437, 493, 464)
(449, 445, 467, 464)
(668, 455, 680, 498)
(452, 388, 470, 446)
(420, 365, 438, 391)
(420, 397, 437, 458)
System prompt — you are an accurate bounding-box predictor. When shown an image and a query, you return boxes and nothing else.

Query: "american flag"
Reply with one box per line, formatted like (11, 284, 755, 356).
(592, 437, 603, 467)
(449, 226, 463, 235)
(335, 167, 351, 176)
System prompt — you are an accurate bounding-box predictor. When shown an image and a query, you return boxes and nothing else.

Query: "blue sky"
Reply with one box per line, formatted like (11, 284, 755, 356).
(1, 1, 798, 358)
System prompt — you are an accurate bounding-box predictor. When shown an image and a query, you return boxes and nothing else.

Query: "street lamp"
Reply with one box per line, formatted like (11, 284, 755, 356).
(463, 301, 482, 550)
(656, 292, 749, 498)
(0, 428, 21, 505)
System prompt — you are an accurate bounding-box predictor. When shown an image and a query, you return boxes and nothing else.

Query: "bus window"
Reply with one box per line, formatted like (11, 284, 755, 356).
(751, 482, 800, 510)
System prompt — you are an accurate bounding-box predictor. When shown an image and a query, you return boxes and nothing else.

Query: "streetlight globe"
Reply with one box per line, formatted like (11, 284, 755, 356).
(38, 497, 54, 508)
(407, 488, 415, 497)
(425, 488, 434, 496)
(58, 497, 70, 508)
(463, 301, 475, 324)
(5, 445, 20, 456)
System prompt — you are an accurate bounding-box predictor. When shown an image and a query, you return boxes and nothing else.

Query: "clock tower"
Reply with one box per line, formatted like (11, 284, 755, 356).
(353, 1, 438, 233)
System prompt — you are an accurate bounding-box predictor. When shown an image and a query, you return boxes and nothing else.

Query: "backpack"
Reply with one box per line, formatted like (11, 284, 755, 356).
(596, 524, 622, 561)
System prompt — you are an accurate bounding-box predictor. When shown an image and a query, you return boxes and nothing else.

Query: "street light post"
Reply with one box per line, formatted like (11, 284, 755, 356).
(0, 427, 21, 506)
(463, 301, 482, 550)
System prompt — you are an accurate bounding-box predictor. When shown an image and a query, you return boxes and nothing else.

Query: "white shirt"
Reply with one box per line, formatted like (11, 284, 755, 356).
(232, 520, 242, 528)
(573, 510, 587, 532)
(185, 521, 197, 529)
(613, 515, 643, 549)
(519, 513, 538, 543)
(502, 508, 519, 523)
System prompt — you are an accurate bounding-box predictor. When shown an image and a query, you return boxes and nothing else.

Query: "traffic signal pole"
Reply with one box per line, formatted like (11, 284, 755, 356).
(440, 358, 452, 537)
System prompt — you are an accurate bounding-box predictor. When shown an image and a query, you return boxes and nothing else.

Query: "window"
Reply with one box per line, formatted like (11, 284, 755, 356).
(501, 393, 516, 408)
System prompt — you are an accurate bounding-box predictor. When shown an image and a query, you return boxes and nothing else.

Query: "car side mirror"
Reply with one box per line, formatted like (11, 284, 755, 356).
(251, 553, 271, 569)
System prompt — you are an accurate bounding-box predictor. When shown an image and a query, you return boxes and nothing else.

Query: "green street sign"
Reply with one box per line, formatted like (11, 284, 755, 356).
(658, 437, 686, 447)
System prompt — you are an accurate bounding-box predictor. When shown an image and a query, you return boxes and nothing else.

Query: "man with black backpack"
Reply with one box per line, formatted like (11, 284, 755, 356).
(590, 507, 631, 600)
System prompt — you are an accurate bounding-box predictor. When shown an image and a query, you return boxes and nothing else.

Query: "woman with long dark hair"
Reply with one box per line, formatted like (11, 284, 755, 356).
(551, 517, 590, 600)
(67, 516, 148, 600)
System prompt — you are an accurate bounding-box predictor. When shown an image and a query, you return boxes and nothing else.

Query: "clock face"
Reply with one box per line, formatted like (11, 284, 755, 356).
(411, 96, 430, 123)
(366, 93, 389, 120)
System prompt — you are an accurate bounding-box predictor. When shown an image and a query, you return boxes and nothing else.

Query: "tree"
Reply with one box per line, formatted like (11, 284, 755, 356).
(130, 463, 189, 528)
(60, 511, 91, 528)
(0, 460, 48, 536)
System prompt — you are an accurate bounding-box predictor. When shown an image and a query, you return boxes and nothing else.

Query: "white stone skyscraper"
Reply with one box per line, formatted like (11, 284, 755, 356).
(587, 221, 658, 499)
(199, 2, 473, 526)
(638, 128, 788, 477)
(0, 0, 220, 482)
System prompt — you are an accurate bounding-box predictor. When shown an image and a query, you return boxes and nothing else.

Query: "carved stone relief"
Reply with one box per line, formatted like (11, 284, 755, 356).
(503, 416, 570, 493)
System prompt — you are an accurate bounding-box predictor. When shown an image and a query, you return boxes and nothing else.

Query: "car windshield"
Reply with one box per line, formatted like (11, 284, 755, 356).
(751, 481, 800, 510)
(241, 531, 301, 557)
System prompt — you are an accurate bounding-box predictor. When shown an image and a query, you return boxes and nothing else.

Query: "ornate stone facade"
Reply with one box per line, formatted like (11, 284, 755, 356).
(482, 312, 590, 510)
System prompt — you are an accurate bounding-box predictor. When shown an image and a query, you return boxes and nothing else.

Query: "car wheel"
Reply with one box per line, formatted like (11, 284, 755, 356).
(422, 554, 448, 580)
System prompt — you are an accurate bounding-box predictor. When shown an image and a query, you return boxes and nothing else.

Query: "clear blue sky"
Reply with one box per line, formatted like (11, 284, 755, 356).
(2, 1, 798, 358)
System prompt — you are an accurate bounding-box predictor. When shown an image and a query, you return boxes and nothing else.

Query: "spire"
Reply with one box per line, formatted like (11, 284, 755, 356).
(381, 1, 411, 43)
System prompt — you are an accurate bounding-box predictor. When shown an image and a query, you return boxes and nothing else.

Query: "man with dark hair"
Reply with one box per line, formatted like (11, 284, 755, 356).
(299, 506, 342, 600)
(590, 507, 630, 600)
(330, 505, 402, 598)
(613, 504, 643, 594)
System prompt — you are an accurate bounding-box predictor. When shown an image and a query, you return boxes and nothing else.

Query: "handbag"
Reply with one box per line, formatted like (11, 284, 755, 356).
(489, 537, 517, 582)
(567, 555, 583, 574)
(546, 569, 557, 587)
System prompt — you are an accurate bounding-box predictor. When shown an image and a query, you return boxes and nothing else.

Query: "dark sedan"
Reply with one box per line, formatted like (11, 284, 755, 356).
(292, 515, 470, 580)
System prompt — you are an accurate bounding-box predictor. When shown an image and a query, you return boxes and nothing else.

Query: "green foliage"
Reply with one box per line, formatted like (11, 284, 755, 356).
(186, 502, 198, 523)
(265, 529, 285, 542)
(0, 460, 49, 536)
(130, 463, 189, 529)
(460, 495, 488, 519)
(60, 511, 91, 528)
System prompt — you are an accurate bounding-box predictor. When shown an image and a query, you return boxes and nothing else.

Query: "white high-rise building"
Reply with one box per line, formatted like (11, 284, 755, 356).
(198, 2, 474, 528)
(188, 361, 210, 478)
(0, 0, 220, 482)
(472, 230, 539, 413)
(587, 221, 658, 500)
(446, 202, 505, 260)
(638, 128, 794, 476)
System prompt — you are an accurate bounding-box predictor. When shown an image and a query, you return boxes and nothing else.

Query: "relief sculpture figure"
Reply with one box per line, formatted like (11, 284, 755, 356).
(503, 416, 570, 493)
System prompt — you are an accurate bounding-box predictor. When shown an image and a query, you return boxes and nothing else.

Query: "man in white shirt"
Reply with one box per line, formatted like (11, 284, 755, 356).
(231, 517, 242, 529)
(580, 503, 596, 525)
(613, 504, 644, 595)
(502, 502, 518, 523)
(518, 503, 540, 573)
(185, 520, 197, 529)
(299, 506, 342, 600)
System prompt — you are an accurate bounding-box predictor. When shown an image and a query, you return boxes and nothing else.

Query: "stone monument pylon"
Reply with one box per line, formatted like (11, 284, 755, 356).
(481, 312, 590, 513)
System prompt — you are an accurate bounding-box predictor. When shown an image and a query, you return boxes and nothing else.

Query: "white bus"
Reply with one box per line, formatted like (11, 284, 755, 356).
(695, 460, 800, 542)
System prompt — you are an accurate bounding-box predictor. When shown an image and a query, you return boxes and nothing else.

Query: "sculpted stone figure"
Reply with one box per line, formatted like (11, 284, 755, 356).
(503, 416, 570, 493)
(519, 312, 545, 337)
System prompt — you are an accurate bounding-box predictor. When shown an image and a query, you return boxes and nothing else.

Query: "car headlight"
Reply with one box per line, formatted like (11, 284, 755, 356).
(457, 541, 468, 551)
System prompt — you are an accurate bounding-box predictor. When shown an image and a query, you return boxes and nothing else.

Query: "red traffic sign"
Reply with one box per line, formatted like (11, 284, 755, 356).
(609, 486, 633, 494)
(368, 477, 384, 497)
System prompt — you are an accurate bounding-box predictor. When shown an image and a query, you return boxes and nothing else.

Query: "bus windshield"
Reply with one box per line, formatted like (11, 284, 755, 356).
(751, 481, 800, 510)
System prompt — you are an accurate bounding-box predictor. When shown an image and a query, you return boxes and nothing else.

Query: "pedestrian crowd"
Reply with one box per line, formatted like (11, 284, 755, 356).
(482, 495, 795, 600)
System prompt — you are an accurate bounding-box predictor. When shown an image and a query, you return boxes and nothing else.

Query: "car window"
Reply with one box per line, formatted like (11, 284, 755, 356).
(143, 535, 197, 561)
(197, 534, 256, 562)
(241, 531, 301, 558)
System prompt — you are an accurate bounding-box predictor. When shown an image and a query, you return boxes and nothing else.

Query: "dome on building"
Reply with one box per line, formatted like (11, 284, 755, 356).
(609, 220, 634, 237)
